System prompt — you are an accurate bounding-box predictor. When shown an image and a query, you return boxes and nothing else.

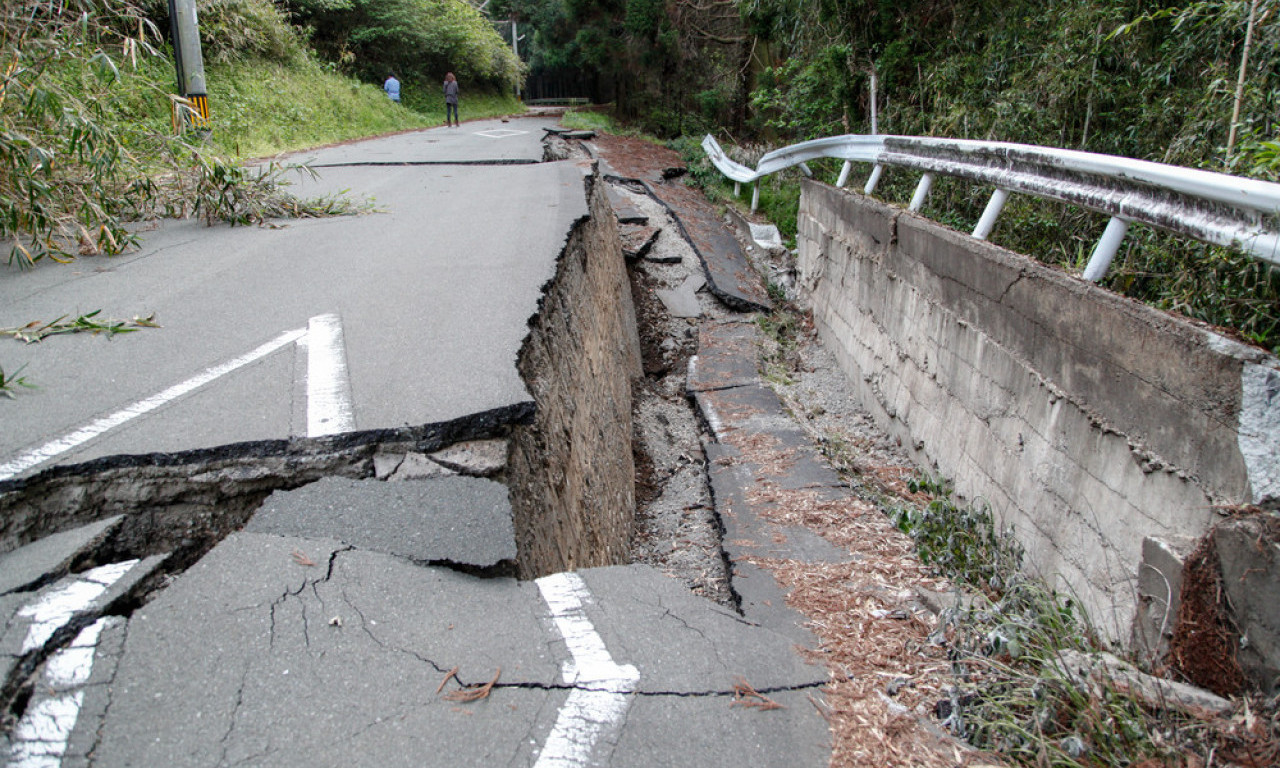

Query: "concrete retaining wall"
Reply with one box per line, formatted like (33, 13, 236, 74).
(796, 179, 1280, 638)
(508, 167, 643, 578)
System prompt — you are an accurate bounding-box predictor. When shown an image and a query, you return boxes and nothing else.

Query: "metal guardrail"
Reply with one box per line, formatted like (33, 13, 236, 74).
(525, 97, 590, 106)
(702, 134, 1280, 281)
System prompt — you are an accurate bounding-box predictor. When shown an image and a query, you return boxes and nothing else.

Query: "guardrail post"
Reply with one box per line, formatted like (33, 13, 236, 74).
(1083, 217, 1131, 281)
(909, 173, 934, 212)
(734, 181, 740, 198)
(836, 161, 852, 188)
(751, 183, 760, 213)
(864, 164, 884, 195)
(972, 188, 1010, 240)
(799, 163, 814, 178)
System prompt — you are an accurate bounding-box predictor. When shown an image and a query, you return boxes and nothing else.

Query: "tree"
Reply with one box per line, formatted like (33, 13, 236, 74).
(281, 0, 522, 93)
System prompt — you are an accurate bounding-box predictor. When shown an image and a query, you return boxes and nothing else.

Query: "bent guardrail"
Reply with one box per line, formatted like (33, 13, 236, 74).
(702, 134, 1280, 281)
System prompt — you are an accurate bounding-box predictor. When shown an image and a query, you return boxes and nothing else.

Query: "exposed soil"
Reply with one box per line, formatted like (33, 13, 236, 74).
(605, 149, 970, 766)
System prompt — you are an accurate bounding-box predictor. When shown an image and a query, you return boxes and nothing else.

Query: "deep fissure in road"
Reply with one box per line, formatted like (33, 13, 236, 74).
(0, 156, 708, 725)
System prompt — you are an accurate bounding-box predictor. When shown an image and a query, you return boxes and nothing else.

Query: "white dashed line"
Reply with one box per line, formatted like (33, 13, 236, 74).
(534, 572, 639, 768)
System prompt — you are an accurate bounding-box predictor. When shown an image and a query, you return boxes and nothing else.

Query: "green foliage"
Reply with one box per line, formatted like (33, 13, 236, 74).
(721, 0, 1280, 351)
(892, 477, 1023, 593)
(749, 45, 854, 140)
(1105, 231, 1280, 349)
(668, 134, 728, 194)
(0, 0, 395, 269)
(754, 172, 801, 244)
(888, 473, 1221, 765)
(136, 0, 306, 64)
(174, 155, 369, 225)
(1, 310, 159, 344)
(0, 0, 162, 266)
(282, 0, 523, 94)
(0, 363, 35, 398)
(560, 107, 619, 132)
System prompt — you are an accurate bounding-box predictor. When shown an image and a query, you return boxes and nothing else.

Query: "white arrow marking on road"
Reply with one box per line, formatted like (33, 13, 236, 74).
(0, 312, 359, 481)
(535, 572, 639, 768)
(304, 313, 355, 437)
(0, 328, 305, 482)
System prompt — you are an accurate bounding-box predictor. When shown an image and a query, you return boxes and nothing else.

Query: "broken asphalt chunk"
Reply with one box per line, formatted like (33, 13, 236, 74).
(0, 516, 123, 596)
(246, 476, 516, 570)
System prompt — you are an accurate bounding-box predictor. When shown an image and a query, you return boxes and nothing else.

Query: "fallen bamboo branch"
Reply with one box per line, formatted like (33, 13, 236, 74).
(442, 667, 501, 703)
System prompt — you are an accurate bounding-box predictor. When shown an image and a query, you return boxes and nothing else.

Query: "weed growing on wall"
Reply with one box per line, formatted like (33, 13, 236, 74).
(889, 475, 1278, 765)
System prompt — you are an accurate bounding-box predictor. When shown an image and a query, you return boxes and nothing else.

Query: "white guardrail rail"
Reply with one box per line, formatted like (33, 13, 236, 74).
(702, 134, 1280, 281)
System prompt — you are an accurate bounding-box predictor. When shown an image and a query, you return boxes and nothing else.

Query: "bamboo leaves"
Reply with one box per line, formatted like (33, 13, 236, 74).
(1, 311, 159, 344)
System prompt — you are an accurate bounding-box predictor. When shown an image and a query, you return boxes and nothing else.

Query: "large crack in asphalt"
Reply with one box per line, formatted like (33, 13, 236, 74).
(307, 159, 540, 167)
(0, 137, 762, 753)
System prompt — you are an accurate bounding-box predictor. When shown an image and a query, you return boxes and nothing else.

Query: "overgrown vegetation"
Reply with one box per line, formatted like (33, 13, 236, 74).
(1, 0, 525, 389)
(278, 0, 523, 102)
(625, 1, 1280, 352)
(0, 0, 409, 268)
(890, 475, 1278, 766)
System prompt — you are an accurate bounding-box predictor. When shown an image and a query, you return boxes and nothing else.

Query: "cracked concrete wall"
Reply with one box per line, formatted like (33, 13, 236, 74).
(795, 179, 1280, 640)
(508, 167, 643, 578)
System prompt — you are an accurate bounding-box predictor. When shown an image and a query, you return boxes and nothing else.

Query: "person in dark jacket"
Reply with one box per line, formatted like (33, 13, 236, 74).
(444, 72, 459, 127)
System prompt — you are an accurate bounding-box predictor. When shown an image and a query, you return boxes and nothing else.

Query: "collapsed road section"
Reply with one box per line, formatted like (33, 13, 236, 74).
(0, 118, 834, 767)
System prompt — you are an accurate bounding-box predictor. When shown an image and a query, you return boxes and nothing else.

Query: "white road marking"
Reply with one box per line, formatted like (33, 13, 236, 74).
(0, 328, 306, 481)
(474, 128, 528, 139)
(44, 619, 109, 688)
(534, 572, 639, 768)
(6, 617, 120, 768)
(8, 691, 83, 766)
(304, 313, 355, 437)
(18, 561, 138, 653)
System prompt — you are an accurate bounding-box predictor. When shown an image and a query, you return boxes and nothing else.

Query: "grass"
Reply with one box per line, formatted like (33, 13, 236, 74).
(560, 106, 636, 136)
(195, 58, 525, 160)
(0, 364, 35, 398)
(101, 55, 526, 163)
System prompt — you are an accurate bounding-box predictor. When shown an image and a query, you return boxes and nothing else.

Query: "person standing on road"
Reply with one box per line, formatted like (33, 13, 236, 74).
(384, 73, 401, 102)
(444, 72, 459, 127)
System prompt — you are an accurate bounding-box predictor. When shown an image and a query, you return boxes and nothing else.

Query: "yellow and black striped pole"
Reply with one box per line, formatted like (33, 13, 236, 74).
(168, 0, 210, 131)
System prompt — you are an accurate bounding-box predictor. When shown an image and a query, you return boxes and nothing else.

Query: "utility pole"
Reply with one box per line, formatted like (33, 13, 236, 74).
(510, 16, 525, 100)
(168, 0, 210, 131)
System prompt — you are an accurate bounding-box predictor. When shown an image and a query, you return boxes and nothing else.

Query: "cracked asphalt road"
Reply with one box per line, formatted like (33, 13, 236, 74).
(1, 120, 834, 767)
(74, 534, 827, 768)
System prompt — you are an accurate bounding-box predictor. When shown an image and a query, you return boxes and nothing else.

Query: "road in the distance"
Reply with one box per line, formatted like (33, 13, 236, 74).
(0, 116, 578, 478)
